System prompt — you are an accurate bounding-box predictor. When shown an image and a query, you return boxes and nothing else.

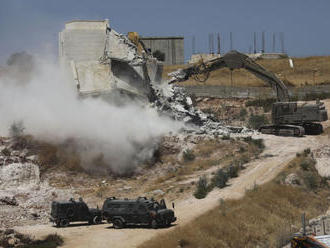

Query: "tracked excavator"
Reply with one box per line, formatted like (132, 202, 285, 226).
(168, 50, 328, 137)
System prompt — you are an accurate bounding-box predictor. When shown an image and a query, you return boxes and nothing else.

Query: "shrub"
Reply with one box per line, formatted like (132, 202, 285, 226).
(212, 169, 228, 188)
(194, 175, 209, 199)
(96, 185, 107, 199)
(177, 239, 190, 247)
(221, 134, 231, 140)
(1, 147, 11, 156)
(243, 136, 265, 150)
(9, 120, 25, 137)
(42, 233, 64, 246)
(183, 149, 195, 162)
(226, 165, 239, 178)
(303, 148, 311, 156)
(299, 157, 316, 171)
(243, 136, 252, 142)
(251, 138, 265, 150)
(303, 172, 318, 190)
(248, 114, 268, 129)
(238, 155, 250, 164)
(239, 146, 246, 152)
(239, 108, 248, 120)
(38, 143, 58, 167)
(28, 233, 64, 248)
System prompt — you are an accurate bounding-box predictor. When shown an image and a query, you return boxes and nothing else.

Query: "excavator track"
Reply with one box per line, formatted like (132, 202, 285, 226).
(259, 125, 305, 137)
(168, 50, 328, 138)
(303, 123, 323, 135)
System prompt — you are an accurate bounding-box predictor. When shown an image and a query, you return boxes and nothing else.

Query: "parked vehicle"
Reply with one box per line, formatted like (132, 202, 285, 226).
(50, 198, 102, 227)
(102, 197, 176, 229)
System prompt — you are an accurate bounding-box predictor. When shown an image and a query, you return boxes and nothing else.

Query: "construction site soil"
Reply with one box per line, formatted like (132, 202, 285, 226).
(6, 99, 330, 248)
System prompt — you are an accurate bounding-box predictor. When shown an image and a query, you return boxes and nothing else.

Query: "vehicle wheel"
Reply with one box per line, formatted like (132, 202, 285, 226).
(165, 219, 171, 227)
(113, 219, 124, 229)
(93, 216, 102, 225)
(55, 220, 61, 228)
(60, 219, 69, 227)
(151, 220, 158, 229)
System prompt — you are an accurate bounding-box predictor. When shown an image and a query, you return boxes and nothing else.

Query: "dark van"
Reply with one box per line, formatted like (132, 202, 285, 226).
(102, 197, 176, 229)
(50, 198, 102, 227)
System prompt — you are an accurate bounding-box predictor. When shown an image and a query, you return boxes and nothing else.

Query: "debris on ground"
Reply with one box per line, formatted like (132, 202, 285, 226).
(313, 145, 330, 177)
(0, 196, 18, 206)
(152, 83, 253, 136)
(0, 229, 63, 248)
(0, 137, 75, 228)
(60, 20, 253, 137)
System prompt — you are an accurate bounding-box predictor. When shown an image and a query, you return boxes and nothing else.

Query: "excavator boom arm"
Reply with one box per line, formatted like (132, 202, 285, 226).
(168, 50, 289, 102)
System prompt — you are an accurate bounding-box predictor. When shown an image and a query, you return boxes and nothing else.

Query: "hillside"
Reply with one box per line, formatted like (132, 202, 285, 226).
(163, 55, 330, 87)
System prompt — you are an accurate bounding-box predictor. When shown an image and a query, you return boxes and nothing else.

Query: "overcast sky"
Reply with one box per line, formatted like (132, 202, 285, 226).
(1, 0, 330, 64)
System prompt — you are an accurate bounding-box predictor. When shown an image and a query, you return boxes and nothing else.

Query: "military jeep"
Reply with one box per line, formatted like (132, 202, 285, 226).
(50, 198, 102, 227)
(102, 196, 176, 229)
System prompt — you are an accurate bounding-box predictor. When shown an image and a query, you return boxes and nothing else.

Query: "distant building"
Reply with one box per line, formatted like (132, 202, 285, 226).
(140, 36, 184, 65)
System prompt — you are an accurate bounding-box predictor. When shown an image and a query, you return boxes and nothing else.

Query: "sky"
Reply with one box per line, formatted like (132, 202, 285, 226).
(1, 0, 330, 64)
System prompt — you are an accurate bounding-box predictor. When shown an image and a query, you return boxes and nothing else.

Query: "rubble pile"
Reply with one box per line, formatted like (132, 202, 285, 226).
(0, 229, 33, 248)
(313, 145, 330, 177)
(61, 21, 251, 137)
(0, 137, 75, 228)
(152, 83, 250, 136)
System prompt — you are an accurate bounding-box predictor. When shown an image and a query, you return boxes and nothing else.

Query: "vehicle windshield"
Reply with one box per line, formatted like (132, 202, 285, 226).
(147, 202, 160, 210)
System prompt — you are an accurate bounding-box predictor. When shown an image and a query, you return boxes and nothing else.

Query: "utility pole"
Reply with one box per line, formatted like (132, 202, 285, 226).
(192, 35, 196, 54)
(217, 33, 221, 54)
(230, 32, 233, 50)
(302, 213, 306, 236)
(210, 33, 214, 54)
(261, 31, 265, 53)
(253, 32, 257, 53)
(280, 32, 285, 53)
(208, 34, 211, 54)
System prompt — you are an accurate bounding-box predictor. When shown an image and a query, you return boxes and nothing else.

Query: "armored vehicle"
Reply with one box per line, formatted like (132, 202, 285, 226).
(50, 198, 102, 227)
(102, 197, 176, 229)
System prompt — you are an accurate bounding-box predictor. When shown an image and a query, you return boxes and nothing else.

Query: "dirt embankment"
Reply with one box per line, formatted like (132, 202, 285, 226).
(14, 132, 330, 248)
(12, 99, 330, 248)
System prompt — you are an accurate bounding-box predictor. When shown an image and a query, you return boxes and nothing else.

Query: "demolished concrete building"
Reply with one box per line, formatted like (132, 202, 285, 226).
(59, 19, 249, 135)
(59, 19, 162, 101)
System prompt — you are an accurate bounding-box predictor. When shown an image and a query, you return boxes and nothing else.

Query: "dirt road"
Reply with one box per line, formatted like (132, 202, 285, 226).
(15, 99, 330, 248)
(15, 130, 329, 248)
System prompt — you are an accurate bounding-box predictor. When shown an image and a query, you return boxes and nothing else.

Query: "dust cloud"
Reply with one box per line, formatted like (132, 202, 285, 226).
(0, 55, 182, 175)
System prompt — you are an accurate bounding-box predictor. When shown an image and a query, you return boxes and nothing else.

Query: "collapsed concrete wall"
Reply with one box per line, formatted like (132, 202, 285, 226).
(59, 20, 250, 136)
(59, 20, 108, 63)
(59, 20, 160, 101)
